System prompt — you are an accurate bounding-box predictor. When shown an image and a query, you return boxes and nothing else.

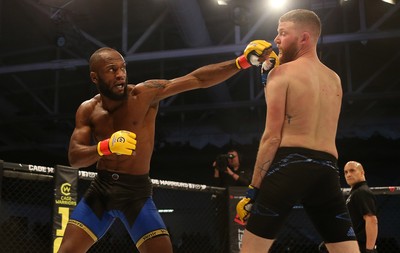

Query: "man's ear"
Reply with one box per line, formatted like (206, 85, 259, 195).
(301, 32, 310, 44)
(90, 72, 98, 84)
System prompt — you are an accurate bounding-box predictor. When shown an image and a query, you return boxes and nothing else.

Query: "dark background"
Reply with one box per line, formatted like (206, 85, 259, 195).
(1, 0, 400, 187)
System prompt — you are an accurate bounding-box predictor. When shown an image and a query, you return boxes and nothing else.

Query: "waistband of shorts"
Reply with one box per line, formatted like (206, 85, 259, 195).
(277, 147, 337, 162)
(97, 170, 150, 183)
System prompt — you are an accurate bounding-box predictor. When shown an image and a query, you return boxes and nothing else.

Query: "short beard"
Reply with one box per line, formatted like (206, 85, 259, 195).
(98, 78, 128, 101)
(280, 40, 299, 64)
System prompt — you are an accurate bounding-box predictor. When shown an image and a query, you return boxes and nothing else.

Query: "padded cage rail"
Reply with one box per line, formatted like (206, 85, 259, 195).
(0, 161, 229, 253)
(2, 161, 399, 195)
(2, 161, 226, 193)
(1, 161, 400, 253)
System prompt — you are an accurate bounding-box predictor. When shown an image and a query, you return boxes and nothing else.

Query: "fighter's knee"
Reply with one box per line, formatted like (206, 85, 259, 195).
(137, 235, 173, 253)
(57, 242, 92, 253)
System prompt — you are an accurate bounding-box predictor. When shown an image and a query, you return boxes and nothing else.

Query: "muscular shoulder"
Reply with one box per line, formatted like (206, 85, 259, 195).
(268, 60, 302, 86)
(133, 79, 172, 103)
(79, 95, 99, 113)
(133, 80, 168, 92)
(75, 95, 101, 122)
(267, 63, 290, 88)
(320, 63, 341, 85)
(278, 59, 340, 90)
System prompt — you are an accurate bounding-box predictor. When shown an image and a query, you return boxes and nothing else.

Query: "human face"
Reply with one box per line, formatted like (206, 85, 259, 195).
(274, 21, 301, 64)
(227, 151, 239, 169)
(344, 162, 364, 187)
(94, 51, 128, 101)
(98, 75, 127, 101)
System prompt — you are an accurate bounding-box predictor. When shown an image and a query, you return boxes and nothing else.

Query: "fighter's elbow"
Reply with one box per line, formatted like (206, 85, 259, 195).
(261, 133, 281, 146)
(270, 136, 282, 145)
(68, 151, 81, 168)
(364, 214, 378, 225)
(68, 157, 79, 168)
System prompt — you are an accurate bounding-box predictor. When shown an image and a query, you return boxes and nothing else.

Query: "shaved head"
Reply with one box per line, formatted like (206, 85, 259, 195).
(345, 161, 364, 172)
(344, 161, 366, 187)
(89, 47, 122, 72)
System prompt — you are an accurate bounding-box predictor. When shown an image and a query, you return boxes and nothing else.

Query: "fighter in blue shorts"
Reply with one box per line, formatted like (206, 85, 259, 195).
(58, 43, 270, 252)
(69, 171, 168, 249)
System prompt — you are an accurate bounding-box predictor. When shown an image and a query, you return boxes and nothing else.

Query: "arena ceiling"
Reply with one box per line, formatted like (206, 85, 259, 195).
(1, 0, 400, 163)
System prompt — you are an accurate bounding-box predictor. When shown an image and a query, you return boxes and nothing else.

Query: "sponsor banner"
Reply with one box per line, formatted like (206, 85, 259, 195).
(151, 179, 207, 191)
(79, 170, 97, 179)
(228, 186, 247, 253)
(3, 162, 55, 174)
(28, 164, 54, 174)
(52, 165, 78, 253)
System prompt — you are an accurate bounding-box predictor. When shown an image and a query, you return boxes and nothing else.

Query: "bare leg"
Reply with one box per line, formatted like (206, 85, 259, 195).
(137, 235, 173, 253)
(58, 223, 96, 253)
(325, 241, 360, 253)
(240, 229, 274, 253)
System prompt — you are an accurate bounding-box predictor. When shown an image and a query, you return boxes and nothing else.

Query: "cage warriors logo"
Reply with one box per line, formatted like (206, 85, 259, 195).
(61, 183, 71, 196)
(55, 182, 77, 206)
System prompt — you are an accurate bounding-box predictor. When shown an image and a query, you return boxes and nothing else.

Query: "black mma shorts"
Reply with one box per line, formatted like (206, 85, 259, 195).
(246, 147, 356, 243)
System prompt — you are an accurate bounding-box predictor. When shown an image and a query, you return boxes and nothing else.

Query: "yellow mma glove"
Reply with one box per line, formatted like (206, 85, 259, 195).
(236, 185, 259, 222)
(97, 130, 137, 156)
(261, 50, 279, 86)
(236, 40, 272, 69)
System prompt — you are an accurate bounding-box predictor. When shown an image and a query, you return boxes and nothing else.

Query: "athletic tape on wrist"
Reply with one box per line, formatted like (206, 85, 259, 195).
(98, 139, 112, 156)
(236, 55, 251, 69)
(246, 185, 259, 199)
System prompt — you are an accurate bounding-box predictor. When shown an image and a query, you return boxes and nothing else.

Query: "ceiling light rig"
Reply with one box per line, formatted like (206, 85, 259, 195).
(342, 0, 395, 4)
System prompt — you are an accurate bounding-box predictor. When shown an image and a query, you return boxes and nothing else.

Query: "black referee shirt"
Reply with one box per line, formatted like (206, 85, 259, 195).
(346, 181, 377, 244)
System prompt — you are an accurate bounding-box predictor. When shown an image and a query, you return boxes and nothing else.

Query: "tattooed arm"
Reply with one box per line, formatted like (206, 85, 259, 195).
(149, 60, 240, 102)
(251, 132, 281, 188)
(250, 65, 288, 188)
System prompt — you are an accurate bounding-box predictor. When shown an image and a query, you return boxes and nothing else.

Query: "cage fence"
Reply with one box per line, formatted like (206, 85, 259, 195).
(1, 161, 399, 253)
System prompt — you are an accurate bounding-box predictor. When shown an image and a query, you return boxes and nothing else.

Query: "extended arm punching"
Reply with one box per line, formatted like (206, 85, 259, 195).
(236, 40, 273, 69)
(154, 39, 275, 102)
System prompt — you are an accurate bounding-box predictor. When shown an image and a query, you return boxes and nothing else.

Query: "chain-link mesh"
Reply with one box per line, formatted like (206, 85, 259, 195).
(0, 171, 228, 253)
(1, 167, 400, 253)
(270, 194, 400, 253)
(80, 179, 229, 253)
(152, 188, 228, 253)
(0, 172, 53, 253)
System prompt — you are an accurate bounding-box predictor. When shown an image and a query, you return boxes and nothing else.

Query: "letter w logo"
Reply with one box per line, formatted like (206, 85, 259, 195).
(61, 183, 72, 196)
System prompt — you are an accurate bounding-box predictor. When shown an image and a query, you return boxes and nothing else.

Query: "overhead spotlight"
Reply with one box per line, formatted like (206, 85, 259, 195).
(339, 0, 350, 6)
(217, 0, 229, 6)
(381, 0, 395, 4)
(341, 0, 394, 3)
(268, 0, 287, 10)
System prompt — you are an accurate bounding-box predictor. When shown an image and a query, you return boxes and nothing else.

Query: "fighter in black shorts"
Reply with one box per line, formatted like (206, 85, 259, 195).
(69, 171, 168, 249)
(246, 147, 356, 242)
(237, 9, 359, 253)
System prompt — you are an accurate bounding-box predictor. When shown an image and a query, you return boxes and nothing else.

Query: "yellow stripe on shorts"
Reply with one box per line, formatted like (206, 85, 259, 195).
(136, 229, 170, 248)
(68, 219, 98, 241)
